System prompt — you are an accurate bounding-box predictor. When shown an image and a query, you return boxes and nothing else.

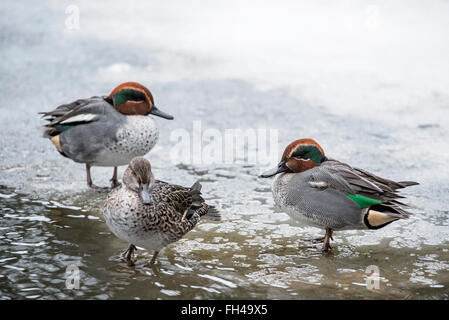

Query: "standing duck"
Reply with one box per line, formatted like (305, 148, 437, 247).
(40, 82, 173, 191)
(102, 157, 220, 266)
(260, 138, 418, 252)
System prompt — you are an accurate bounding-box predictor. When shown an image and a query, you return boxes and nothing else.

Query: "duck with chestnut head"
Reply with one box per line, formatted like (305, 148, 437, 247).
(40, 82, 173, 191)
(102, 157, 220, 266)
(260, 138, 418, 252)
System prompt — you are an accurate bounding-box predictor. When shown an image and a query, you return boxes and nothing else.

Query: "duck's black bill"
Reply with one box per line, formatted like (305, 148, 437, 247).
(140, 185, 152, 205)
(150, 106, 174, 120)
(260, 160, 290, 178)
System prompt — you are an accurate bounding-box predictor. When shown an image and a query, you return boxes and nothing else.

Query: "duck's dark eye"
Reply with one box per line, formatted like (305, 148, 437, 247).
(291, 148, 307, 158)
(124, 89, 146, 102)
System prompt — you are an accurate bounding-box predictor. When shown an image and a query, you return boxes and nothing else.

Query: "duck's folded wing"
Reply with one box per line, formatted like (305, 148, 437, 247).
(154, 181, 196, 214)
(353, 167, 419, 191)
(155, 181, 219, 221)
(40, 96, 112, 137)
(311, 159, 417, 205)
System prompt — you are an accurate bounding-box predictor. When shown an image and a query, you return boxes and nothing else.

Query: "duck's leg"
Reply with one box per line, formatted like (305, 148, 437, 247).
(86, 164, 108, 192)
(110, 166, 121, 188)
(149, 251, 159, 265)
(322, 227, 333, 252)
(122, 244, 137, 266)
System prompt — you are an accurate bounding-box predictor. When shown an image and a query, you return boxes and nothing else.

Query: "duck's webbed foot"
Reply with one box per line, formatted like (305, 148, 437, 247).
(122, 244, 137, 266)
(88, 184, 110, 193)
(322, 227, 333, 252)
(302, 236, 325, 243)
(86, 164, 110, 192)
(110, 179, 121, 189)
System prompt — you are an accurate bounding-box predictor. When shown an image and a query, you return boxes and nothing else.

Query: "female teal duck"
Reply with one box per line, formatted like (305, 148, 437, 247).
(102, 157, 220, 266)
(40, 82, 173, 191)
(260, 138, 418, 252)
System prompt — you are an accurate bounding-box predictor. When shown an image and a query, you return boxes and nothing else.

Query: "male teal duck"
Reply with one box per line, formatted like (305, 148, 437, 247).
(102, 157, 220, 266)
(260, 138, 418, 251)
(40, 82, 173, 191)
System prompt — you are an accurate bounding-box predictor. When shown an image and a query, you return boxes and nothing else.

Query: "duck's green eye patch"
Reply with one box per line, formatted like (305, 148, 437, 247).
(292, 145, 324, 163)
(113, 89, 146, 107)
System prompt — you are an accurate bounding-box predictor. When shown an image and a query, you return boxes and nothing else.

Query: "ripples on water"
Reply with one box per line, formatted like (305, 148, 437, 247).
(1, 1, 449, 300)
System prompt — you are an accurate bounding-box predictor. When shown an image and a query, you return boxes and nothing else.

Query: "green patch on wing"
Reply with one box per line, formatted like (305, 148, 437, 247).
(55, 124, 75, 132)
(347, 194, 382, 208)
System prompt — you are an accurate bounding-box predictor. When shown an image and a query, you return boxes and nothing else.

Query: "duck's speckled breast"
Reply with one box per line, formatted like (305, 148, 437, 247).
(96, 116, 159, 166)
(272, 172, 306, 219)
(273, 172, 330, 228)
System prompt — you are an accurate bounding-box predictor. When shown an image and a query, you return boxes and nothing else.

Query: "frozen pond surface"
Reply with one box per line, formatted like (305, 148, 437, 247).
(1, 1, 449, 299)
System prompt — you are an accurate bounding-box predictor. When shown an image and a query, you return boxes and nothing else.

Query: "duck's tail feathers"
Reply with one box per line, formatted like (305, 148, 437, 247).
(203, 206, 221, 221)
(191, 181, 202, 191)
(190, 181, 204, 208)
(398, 181, 419, 188)
(189, 180, 221, 221)
(363, 203, 411, 230)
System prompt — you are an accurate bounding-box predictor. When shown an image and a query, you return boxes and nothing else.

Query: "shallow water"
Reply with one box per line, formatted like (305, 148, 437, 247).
(1, 1, 449, 300)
